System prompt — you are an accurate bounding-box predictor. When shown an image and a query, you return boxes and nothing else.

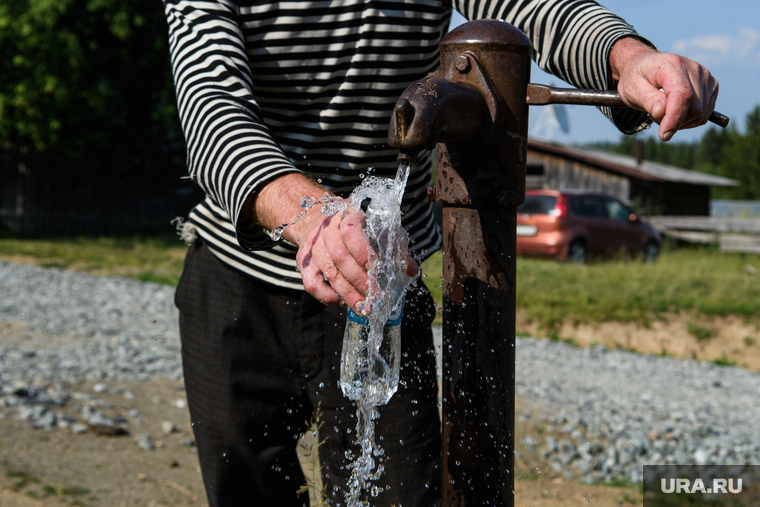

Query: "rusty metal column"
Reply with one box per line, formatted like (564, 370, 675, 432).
(433, 21, 531, 507)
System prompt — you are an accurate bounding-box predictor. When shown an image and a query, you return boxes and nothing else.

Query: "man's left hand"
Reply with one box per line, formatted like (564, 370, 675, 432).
(610, 36, 719, 141)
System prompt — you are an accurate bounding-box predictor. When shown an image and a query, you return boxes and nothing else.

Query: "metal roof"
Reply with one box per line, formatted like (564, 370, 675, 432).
(527, 138, 739, 187)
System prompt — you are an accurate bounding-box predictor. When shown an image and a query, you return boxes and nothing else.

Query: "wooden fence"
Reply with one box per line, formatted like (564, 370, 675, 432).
(1, 145, 201, 236)
(648, 216, 760, 254)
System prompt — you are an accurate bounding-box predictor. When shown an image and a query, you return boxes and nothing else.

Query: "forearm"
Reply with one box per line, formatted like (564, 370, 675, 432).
(166, 0, 301, 248)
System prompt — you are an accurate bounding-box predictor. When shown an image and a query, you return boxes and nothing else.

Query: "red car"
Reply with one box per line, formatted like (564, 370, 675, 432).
(515, 190, 662, 263)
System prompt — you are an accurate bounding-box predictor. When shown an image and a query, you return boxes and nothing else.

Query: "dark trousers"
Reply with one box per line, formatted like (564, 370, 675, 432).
(175, 238, 441, 507)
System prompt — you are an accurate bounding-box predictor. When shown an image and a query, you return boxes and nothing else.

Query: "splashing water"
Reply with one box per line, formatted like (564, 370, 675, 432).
(271, 163, 416, 505)
(342, 162, 416, 507)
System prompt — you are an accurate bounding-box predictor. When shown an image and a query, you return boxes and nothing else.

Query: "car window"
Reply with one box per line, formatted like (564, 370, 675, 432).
(517, 195, 556, 214)
(568, 196, 608, 218)
(605, 198, 630, 222)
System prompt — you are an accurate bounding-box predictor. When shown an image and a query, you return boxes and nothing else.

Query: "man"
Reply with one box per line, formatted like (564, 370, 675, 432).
(164, 1, 718, 505)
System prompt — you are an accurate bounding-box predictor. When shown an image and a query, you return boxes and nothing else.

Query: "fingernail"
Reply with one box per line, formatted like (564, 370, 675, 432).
(652, 101, 663, 118)
(663, 129, 675, 141)
(355, 300, 367, 315)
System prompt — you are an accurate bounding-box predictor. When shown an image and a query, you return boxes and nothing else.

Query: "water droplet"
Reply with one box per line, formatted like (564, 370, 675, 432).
(286, 408, 292, 414)
(455, 460, 461, 466)
(270, 225, 286, 241)
(222, 452, 227, 457)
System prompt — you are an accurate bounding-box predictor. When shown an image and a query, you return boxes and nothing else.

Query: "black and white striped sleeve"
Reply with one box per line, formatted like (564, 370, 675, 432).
(454, 0, 653, 134)
(164, 0, 300, 249)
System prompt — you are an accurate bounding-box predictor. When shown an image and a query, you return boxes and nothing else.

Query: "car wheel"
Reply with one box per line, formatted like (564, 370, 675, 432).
(642, 241, 660, 263)
(567, 240, 588, 264)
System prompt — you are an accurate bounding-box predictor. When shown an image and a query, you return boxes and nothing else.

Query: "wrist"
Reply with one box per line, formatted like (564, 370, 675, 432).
(244, 173, 330, 245)
(609, 36, 658, 89)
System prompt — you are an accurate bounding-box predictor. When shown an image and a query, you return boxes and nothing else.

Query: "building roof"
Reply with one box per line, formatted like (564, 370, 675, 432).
(528, 138, 739, 187)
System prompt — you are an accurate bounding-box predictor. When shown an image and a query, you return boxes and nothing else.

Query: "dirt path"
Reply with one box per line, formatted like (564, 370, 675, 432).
(517, 309, 760, 371)
(0, 379, 639, 507)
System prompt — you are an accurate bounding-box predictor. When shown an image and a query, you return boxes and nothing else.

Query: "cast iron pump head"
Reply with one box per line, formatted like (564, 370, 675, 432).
(389, 19, 532, 209)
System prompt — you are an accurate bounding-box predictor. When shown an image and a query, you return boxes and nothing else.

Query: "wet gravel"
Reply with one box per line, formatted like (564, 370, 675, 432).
(2, 260, 759, 483)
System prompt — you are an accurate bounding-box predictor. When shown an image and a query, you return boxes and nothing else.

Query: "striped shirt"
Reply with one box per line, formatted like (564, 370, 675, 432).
(164, 0, 652, 290)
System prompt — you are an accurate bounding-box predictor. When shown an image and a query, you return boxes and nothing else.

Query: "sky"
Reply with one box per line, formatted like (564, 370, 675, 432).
(449, 0, 760, 145)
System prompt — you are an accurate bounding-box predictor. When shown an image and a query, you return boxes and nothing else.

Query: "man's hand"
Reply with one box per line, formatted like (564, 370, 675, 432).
(609, 37, 719, 141)
(292, 204, 371, 309)
(247, 173, 418, 311)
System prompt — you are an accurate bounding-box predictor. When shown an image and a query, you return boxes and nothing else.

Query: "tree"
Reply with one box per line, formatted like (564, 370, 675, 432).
(588, 106, 760, 201)
(716, 106, 760, 200)
(0, 0, 184, 172)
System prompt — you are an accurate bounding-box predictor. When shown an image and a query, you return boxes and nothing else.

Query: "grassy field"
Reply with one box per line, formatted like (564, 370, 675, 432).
(419, 246, 760, 329)
(1, 236, 758, 330)
(0, 235, 187, 286)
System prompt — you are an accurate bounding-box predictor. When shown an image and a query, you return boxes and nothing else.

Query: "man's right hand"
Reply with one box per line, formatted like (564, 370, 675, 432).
(291, 205, 370, 310)
(247, 172, 418, 311)
(244, 172, 372, 310)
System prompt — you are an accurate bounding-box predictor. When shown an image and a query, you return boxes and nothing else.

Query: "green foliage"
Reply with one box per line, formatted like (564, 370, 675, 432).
(587, 105, 760, 200)
(0, 0, 183, 168)
(710, 106, 760, 200)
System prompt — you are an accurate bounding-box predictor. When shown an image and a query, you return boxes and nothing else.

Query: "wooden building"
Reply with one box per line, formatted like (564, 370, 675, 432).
(526, 139, 738, 216)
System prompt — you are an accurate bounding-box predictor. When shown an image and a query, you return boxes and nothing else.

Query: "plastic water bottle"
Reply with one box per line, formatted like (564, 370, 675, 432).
(339, 297, 404, 405)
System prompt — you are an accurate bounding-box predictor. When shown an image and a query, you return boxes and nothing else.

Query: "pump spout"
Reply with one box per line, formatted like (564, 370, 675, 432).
(396, 148, 418, 167)
(388, 77, 489, 151)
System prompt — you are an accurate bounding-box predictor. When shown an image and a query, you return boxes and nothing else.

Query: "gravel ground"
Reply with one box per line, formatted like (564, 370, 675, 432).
(2, 260, 759, 485)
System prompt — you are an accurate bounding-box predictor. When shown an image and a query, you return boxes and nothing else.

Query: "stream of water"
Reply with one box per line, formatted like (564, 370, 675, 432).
(271, 163, 417, 506)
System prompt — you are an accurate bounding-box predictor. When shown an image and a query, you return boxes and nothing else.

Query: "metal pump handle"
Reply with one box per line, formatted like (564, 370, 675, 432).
(526, 83, 730, 128)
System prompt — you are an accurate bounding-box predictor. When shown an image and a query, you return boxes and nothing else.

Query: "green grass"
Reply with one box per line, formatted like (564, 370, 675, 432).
(687, 323, 716, 341)
(6, 469, 39, 492)
(2, 237, 759, 329)
(712, 354, 738, 367)
(421, 247, 760, 328)
(0, 235, 187, 286)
